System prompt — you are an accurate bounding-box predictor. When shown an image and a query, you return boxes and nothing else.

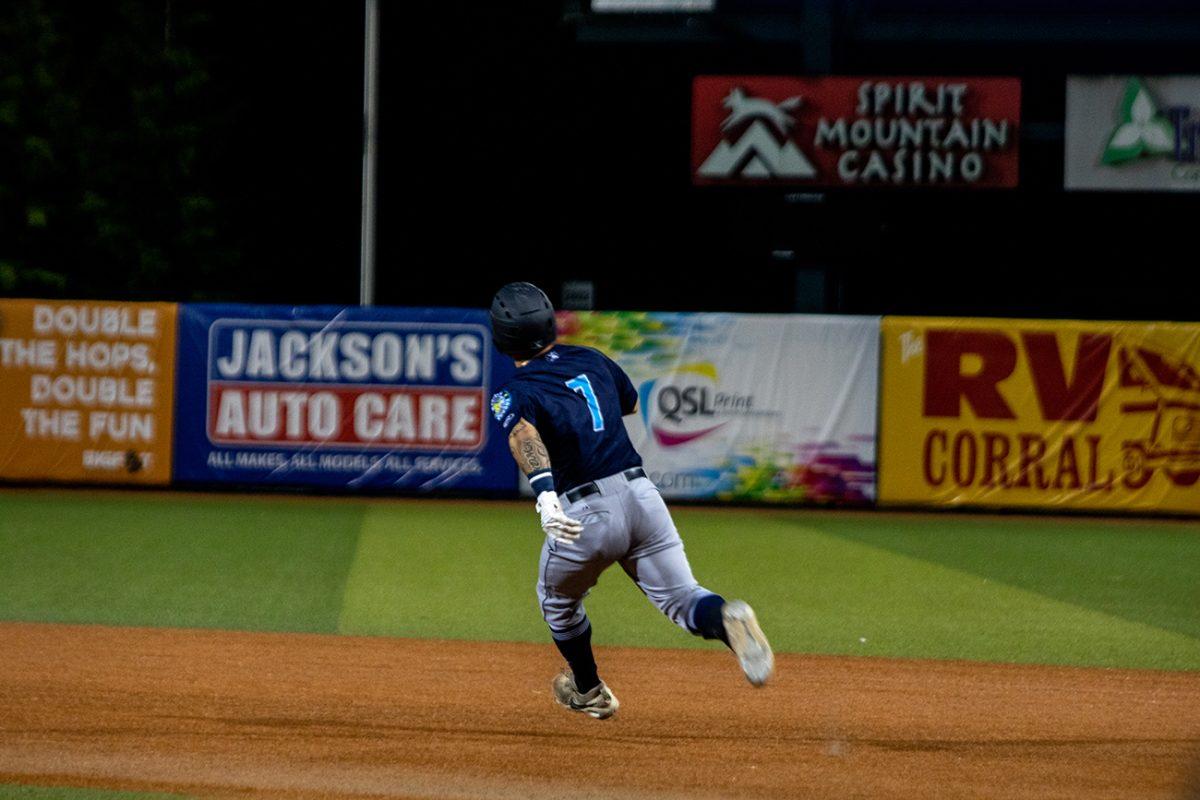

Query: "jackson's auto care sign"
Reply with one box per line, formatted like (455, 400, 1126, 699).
(173, 304, 516, 491)
(880, 317, 1200, 514)
(692, 76, 1020, 187)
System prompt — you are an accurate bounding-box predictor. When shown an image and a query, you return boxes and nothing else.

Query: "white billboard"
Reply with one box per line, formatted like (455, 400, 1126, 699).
(1066, 75, 1200, 192)
(557, 312, 879, 504)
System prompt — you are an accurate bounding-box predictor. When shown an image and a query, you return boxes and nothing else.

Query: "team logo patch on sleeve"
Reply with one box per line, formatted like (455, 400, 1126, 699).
(491, 389, 512, 421)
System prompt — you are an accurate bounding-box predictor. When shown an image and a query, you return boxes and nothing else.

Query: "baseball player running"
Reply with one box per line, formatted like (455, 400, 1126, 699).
(488, 282, 773, 720)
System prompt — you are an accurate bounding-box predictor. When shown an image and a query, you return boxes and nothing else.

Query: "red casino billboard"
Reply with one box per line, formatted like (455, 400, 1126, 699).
(692, 76, 1021, 188)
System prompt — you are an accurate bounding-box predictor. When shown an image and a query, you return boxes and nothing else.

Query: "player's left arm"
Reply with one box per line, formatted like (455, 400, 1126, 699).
(508, 418, 582, 542)
(508, 418, 551, 475)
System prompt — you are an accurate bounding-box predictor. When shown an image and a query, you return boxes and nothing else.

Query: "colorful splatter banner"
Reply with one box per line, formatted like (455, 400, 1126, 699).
(557, 311, 879, 504)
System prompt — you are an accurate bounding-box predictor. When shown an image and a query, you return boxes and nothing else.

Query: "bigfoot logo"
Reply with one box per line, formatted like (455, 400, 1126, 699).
(696, 88, 816, 180)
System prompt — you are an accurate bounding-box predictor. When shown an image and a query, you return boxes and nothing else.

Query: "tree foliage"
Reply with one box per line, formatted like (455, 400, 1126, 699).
(0, 1, 226, 299)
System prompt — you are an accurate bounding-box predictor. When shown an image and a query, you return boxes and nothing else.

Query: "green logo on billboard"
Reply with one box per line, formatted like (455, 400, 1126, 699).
(1101, 77, 1174, 165)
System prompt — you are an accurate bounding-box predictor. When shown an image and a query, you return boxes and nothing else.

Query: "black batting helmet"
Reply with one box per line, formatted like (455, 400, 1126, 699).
(489, 282, 557, 360)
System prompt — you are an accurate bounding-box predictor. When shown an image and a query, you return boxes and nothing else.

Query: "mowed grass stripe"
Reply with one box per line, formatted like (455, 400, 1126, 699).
(0, 492, 362, 633)
(340, 503, 1200, 669)
(814, 514, 1200, 642)
(338, 503, 548, 641)
(676, 513, 1200, 670)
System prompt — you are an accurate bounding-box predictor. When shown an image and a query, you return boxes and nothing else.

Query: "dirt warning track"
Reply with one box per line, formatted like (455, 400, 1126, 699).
(0, 623, 1197, 799)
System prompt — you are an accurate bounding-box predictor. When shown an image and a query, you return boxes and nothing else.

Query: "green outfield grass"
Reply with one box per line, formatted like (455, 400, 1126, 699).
(0, 490, 1197, 670)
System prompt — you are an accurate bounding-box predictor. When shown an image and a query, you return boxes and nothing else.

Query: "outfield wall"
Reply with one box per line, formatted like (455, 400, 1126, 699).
(2, 298, 1199, 514)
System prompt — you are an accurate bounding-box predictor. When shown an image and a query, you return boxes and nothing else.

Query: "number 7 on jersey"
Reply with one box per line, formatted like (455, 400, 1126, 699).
(566, 374, 605, 432)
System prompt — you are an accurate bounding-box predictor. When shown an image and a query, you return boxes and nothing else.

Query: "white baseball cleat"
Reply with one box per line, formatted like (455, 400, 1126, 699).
(552, 670, 620, 720)
(723, 600, 774, 687)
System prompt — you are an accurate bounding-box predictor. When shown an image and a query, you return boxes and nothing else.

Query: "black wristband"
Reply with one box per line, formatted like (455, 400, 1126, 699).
(528, 468, 554, 495)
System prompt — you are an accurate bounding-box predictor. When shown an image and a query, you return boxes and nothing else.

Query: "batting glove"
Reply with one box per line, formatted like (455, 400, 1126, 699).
(536, 490, 583, 543)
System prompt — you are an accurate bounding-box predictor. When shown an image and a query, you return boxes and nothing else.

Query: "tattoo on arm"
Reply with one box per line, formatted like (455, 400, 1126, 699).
(509, 418, 551, 474)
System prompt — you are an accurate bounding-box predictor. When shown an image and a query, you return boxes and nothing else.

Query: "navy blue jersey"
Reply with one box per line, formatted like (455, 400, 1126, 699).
(490, 344, 641, 493)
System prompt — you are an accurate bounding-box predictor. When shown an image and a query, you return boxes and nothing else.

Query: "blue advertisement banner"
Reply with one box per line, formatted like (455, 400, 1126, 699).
(174, 304, 517, 491)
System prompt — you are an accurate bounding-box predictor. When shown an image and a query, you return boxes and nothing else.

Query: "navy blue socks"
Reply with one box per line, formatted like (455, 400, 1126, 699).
(554, 598, 729, 695)
(691, 593, 731, 647)
(553, 622, 600, 693)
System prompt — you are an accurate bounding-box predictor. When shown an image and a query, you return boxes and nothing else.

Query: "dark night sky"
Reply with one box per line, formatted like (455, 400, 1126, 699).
(15, 1, 1200, 320)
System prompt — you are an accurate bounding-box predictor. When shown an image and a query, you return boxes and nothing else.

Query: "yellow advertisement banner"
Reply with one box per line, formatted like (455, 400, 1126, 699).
(0, 300, 177, 485)
(880, 316, 1200, 513)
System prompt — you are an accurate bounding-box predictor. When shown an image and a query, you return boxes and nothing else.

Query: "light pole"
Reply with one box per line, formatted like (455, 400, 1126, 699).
(359, 0, 379, 306)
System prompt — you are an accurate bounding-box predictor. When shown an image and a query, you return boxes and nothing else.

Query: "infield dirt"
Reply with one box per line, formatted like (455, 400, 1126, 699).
(0, 622, 1197, 799)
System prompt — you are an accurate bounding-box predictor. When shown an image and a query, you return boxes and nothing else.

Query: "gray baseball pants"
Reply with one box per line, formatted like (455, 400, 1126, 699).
(536, 471, 713, 641)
